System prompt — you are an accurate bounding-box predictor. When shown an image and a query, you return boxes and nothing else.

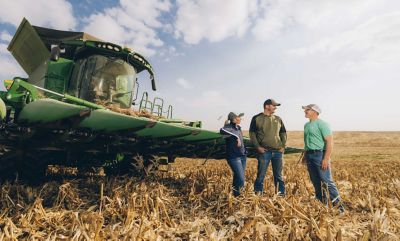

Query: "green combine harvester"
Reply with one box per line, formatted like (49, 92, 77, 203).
(0, 19, 299, 182)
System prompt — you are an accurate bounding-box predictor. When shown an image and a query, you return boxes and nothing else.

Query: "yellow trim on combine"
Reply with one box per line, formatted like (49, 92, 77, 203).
(4, 79, 14, 90)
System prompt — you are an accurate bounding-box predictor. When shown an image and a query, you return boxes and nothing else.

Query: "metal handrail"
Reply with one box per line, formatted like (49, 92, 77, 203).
(165, 105, 173, 119)
(139, 92, 152, 111)
(151, 97, 164, 117)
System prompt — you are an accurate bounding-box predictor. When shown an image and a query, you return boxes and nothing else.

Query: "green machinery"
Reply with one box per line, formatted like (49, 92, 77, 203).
(0, 19, 300, 181)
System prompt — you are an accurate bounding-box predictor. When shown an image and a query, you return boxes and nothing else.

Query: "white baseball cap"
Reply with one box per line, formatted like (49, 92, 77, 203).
(302, 104, 321, 114)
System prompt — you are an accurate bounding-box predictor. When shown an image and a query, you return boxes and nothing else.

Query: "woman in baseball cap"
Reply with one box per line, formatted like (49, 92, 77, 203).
(220, 112, 247, 197)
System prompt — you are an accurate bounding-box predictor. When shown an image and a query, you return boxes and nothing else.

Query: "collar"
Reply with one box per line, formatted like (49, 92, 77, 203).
(230, 123, 241, 130)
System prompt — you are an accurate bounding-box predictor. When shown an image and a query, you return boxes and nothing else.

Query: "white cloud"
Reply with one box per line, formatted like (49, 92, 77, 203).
(0, 41, 25, 85)
(0, 32, 12, 42)
(0, 56, 25, 85)
(82, 0, 171, 57)
(251, 0, 393, 41)
(0, 44, 8, 55)
(288, 11, 400, 72)
(251, 0, 293, 41)
(120, 0, 170, 28)
(176, 78, 193, 89)
(0, 35, 25, 83)
(158, 45, 185, 62)
(0, 0, 76, 29)
(174, 0, 258, 44)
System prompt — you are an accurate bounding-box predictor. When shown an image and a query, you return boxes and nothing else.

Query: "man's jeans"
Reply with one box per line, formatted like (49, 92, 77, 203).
(254, 151, 285, 195)
(227, 156, 247, 197)
(306, 151, 341, 205)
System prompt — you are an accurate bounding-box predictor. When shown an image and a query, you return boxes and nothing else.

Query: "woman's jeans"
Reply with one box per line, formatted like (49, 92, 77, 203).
(305, 151, 341, 205)
(227, 156, 247, 197)
(254, 151, 285, 195)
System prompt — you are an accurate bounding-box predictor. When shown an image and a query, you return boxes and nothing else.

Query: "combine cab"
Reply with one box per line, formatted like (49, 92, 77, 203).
(0, 19, 299, 182)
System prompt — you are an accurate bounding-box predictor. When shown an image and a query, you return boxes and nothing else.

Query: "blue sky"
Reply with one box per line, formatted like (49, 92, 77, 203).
(1, 0, 400, 131)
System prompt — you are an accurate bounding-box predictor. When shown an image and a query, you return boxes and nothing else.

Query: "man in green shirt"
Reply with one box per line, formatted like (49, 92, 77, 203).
(250, 99, 287, 195)
(302, 104, 344, 212)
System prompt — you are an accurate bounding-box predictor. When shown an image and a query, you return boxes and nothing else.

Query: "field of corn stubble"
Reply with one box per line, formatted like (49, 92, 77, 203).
(1, 131, 400, 240)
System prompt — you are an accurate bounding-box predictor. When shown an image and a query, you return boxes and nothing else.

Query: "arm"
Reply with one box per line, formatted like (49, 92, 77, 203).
(249, 115, 266, 153)
(279, 119, 287, 152)
(220, 126, 239, 139)
(302, 130, 306, 163)
(321, 135, 333, 170)
(249, 116, 259, 147)
(220, 126, 241, 147)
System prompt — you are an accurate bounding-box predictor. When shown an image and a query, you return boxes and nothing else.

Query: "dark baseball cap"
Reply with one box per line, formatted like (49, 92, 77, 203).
(228, 112, 244, 121)
(264, 99, 281, 106)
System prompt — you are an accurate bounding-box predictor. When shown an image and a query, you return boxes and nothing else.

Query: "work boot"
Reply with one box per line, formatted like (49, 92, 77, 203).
(277, 191, 285, 198)
(333, 199, 345, 214)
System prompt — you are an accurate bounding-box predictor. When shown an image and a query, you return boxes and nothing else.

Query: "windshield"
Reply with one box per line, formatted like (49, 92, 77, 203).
(76, 55, 136, 108)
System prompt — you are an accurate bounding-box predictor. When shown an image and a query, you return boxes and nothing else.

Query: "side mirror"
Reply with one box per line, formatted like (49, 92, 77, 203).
(50, 46, 61, 61)
(151, 74, 156, 91)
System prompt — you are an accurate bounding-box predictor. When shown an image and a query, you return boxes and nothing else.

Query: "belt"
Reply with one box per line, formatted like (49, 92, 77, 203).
(265, 146, 280, 151)
(305, 149, 324, 154)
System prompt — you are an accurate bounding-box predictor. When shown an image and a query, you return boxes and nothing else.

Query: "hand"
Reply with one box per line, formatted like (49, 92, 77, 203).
(237, 138, 241, 147)
(256, 146, 266, 153)
(279, 147, 285, 153)
(321, 159, 330, 170)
